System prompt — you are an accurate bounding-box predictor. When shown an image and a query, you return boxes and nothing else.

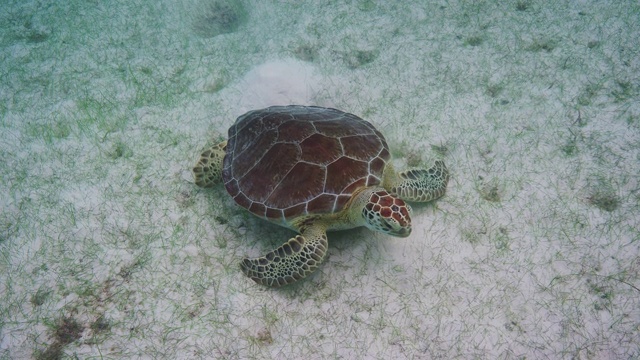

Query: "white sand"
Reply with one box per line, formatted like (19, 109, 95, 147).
(1, 0, 639, 358)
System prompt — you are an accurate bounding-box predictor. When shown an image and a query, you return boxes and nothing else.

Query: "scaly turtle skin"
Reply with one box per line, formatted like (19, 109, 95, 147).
(193, 105, 449, 287)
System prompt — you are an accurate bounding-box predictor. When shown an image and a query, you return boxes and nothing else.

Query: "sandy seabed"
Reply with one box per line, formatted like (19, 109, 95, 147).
(1, 0, 639, 359)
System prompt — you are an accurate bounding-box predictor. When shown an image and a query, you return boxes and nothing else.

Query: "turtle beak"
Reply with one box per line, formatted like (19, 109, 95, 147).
(382, 218, 411, 237)
(398, 226, 411, 237)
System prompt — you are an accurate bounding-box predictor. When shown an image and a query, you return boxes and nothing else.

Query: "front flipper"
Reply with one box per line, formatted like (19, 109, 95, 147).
(240, 226, 328, 287)
(392, 160, 449, 202)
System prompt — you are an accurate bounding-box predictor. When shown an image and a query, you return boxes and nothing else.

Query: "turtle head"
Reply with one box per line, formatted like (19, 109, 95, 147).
(361, 189, 412, 237)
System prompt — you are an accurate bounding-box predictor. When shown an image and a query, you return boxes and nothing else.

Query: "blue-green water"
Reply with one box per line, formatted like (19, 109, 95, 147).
(1, 0, 639, 358)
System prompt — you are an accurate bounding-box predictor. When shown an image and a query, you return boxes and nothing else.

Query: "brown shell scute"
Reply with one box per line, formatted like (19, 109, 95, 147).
(222, 105, 390, 221)
(300, 134, 342, 164)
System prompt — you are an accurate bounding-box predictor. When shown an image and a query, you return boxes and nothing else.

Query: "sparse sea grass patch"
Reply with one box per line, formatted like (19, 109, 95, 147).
(485, 83, 504, 98)
(515, 1, 530, 11)
(586, 189, 620, 212)
(192, 0, 247, 38)
(342, 49, 378, 69)
(291, 42, 320, 62)
(464, 34, 484, 47)
(34, 315, 84, 360)
(30, 287, 52, 307)
(526, 38, 557, 52)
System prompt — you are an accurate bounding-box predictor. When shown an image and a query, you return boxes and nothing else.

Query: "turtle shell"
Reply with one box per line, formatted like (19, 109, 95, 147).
(222, 105, 390, 223)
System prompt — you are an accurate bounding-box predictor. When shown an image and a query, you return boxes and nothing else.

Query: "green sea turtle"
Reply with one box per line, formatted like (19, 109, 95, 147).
(193, 105, 449, 287)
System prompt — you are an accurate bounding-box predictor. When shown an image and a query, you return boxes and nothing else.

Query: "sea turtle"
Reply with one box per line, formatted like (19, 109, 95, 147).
(193, 105, 449, 287)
